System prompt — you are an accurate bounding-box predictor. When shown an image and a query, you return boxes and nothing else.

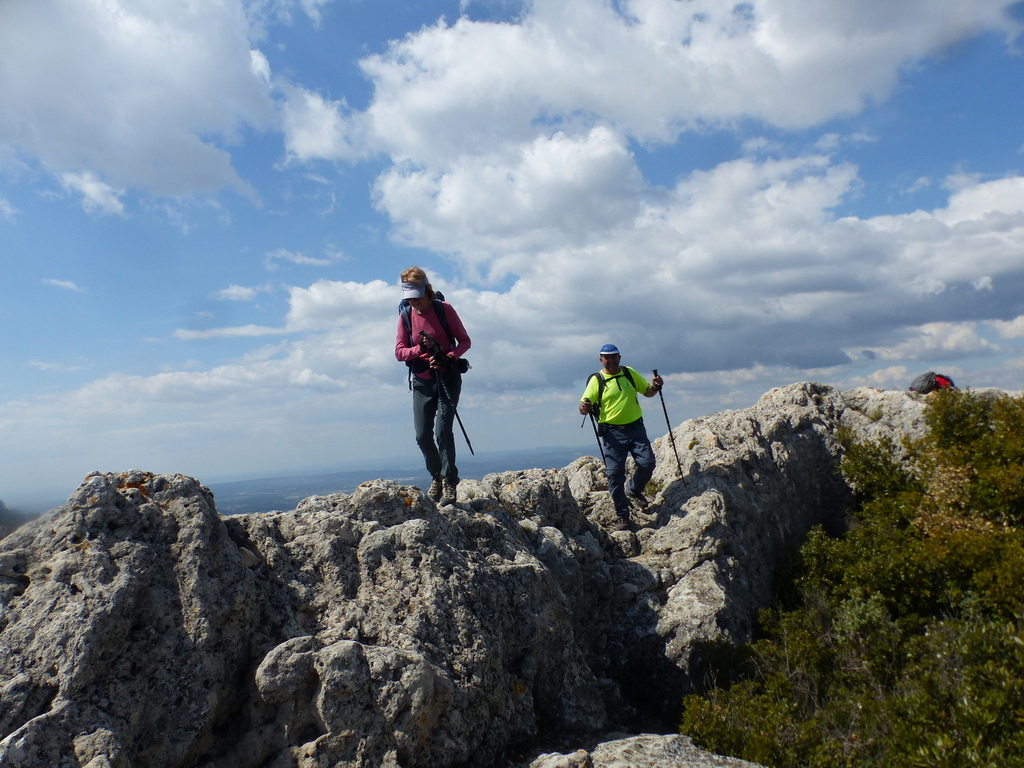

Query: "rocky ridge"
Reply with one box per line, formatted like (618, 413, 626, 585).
(0, 383, 932, 767)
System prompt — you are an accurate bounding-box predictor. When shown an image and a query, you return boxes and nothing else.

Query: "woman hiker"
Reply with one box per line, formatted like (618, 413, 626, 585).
(394, 267, 472, 506)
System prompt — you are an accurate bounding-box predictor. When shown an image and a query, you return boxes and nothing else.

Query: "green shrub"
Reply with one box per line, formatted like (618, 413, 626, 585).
(681, 390, 1024, 767)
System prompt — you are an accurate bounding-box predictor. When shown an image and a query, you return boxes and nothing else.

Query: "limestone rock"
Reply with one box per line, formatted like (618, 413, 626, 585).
(0, 384, 946, 768)
(232, 480, 606, 767)
(0, 470, 261, 767)
(633, 383, 929, 708)
(525, 733, 762, 767)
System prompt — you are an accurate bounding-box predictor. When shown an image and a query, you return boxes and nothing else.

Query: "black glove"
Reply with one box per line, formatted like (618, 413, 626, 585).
(418, 331, 439, 354)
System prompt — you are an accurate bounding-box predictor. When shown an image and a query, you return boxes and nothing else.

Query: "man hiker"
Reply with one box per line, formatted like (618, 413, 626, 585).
(579, 344, 663, 529)
(394, 266, 472, 506)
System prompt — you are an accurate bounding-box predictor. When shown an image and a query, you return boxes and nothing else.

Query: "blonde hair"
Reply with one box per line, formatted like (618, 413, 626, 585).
(401, 266, 436, 301)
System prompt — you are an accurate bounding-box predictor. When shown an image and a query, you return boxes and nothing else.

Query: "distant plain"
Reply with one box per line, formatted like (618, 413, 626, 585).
(204, 445, 590, 515)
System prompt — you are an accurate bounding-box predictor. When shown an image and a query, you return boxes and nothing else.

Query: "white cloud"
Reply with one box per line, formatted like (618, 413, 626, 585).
(0, 361, 414, 503)
(175, 279, 398, 344)
(349, 0, 1017, 170)
(61, 172, 125, 216)
(991, 316, 1024, 339)
(339, 0, 1022, 297)
(26, 360, 86, 373)
(264, 247, 338, 270)
(866, 174, 1024, 294)
(42, 278, 84, 292)
(284, 279, 394, 331)
(281, 84, 370, 163)
(213, 283, 279, 301)
(904, 176, 933, 195)
(188, 147, 1024, 393)
(859, 365, 911, 390)
(375, 127, 647, 275)
(174, 325, 289, 340)
(214, 285, 262, 301)
(937, 175, 1024, 223)
(467, 158, 1023, 382)
(858, 322, 998, 362)
(46, 150, 1024, 453)
(270, 1, 1024, 390)
(250, 49, 272, 84)
(0, 198, 17, 221)
(73, 361, 346, 406)
(0, 0, 275, 196)
(247, 0, 333, 30)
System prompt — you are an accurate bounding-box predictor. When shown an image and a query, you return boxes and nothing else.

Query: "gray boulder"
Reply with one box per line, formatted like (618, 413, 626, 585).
(525, 733, 763, 767)
(0, 471, 260, 767)
(0, 384, 938, 767)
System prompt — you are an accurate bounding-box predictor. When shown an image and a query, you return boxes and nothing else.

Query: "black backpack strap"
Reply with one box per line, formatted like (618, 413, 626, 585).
(400, 301, 413, 345)
(622, 367, 636, 389)
(434, 301, 456, 349)
(597, 368, 636, 396)
(588, 368, 639, 412)
(587, 372, 606, 412)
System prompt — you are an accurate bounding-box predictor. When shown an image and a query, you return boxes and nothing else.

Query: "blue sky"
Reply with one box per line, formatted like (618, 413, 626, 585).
(3, 0, 1024, 509)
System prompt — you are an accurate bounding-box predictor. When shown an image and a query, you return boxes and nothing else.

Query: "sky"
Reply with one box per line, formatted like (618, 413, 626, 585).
(3, 0, 1024, 510)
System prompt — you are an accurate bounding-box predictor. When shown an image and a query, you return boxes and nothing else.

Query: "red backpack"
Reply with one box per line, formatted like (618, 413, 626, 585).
(909, 371, 956, 394)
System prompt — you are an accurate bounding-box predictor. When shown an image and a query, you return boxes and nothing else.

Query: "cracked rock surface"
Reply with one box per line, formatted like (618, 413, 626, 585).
(0, 384, 937, 767)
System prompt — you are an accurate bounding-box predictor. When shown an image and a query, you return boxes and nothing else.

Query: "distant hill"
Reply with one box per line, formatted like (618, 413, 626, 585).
(207, 445, 590, 515)
(0, 500, 34, 539)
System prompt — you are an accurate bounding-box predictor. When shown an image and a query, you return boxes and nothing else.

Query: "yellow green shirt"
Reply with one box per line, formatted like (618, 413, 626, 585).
(581, 367, 650, 425)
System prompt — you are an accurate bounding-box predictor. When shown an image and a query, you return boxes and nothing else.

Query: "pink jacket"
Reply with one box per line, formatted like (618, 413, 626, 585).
(395, 301, 471, 377)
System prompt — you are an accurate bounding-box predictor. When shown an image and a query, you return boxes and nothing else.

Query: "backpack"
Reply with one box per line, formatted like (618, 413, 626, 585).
(909, 371, 956, 394)
(587, 367, 637, 417)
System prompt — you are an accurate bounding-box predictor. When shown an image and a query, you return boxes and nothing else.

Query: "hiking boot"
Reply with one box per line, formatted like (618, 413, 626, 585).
(427, 475, 443, 502)
(440, 478, 458, 505)
(608, 515, 633, 532)
(627, 491, 649, 510)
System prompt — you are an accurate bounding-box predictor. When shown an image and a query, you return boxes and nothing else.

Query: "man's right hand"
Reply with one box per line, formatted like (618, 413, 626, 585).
(579, 399, 592, 416)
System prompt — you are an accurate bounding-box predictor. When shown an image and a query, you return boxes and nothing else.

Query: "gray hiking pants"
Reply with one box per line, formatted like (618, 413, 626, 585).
(412, 369, 462, 482)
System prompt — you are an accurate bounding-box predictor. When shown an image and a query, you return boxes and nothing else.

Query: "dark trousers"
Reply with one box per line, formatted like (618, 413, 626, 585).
(600, 418, 656, 517)
(412, 370, 462, 482)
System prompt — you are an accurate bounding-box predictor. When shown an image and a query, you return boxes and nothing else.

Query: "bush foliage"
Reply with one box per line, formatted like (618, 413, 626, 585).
(680, 389, 1024, 767)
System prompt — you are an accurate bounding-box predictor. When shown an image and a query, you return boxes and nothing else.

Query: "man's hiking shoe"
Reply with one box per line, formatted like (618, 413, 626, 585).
(440, 478, 458, 506)
(608, 515, 634, 532)
(627, 491, 649, 510)
(428, 476, 443, 502)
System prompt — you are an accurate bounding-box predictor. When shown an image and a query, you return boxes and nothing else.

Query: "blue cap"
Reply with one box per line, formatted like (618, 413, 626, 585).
(600, 344, 620, 355)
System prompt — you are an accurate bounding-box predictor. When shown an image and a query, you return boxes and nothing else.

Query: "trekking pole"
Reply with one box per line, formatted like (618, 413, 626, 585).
(436, 369, 475, 455)
(653, 369, 683, 477)
(421, 330, 474, 455)
(589, 412, 606, 464)
(581, 399, 606, 463)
